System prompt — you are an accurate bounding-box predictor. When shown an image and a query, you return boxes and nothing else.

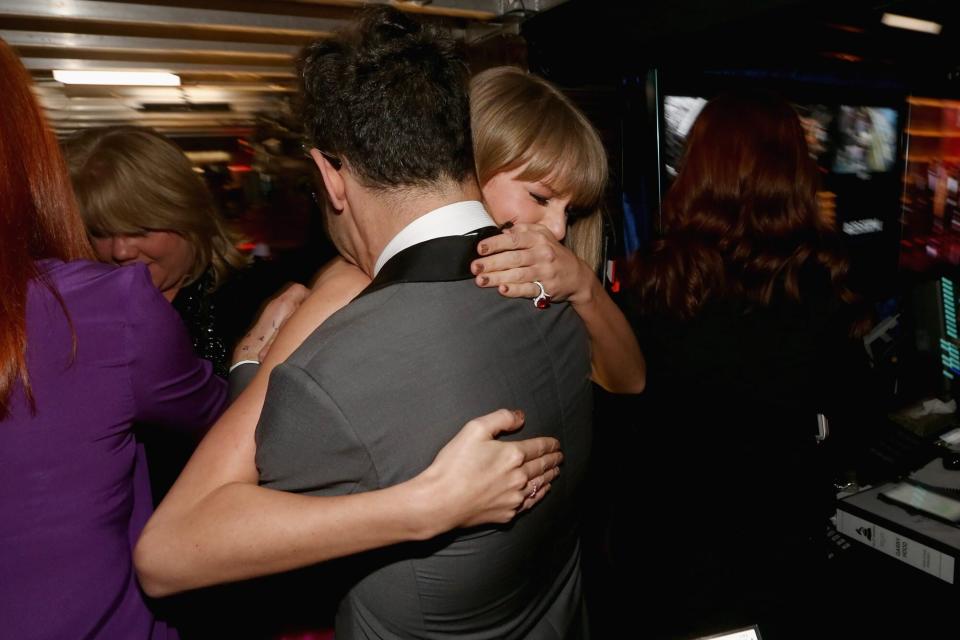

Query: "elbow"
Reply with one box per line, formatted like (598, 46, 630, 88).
(595, 373, 646, 395)
(594, 363, 646, 395)
(133, 529, 181, 599)
(616, 374, 646, 395)
(624, 375, 646, 395)
(631, 365, 647, 394)
(624, 357, 648, 394)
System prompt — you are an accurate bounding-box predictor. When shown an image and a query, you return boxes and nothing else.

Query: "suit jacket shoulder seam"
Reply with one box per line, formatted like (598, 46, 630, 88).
(286, 361, 384, 492)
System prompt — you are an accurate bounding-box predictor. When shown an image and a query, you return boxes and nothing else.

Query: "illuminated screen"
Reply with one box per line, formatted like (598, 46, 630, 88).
(662, 98, 897, 178)
(661, 96, 707, 178)
(832, 106, 899, 175)
(941, 276, 960, 380)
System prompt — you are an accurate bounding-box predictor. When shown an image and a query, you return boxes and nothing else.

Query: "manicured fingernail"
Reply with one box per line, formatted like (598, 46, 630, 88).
(474, 262, 484, 273)
(478, 276, 489, 286)
(513, 409, 524, 421)
(501, 285, 509, 293)
(478, 243, 488, 254)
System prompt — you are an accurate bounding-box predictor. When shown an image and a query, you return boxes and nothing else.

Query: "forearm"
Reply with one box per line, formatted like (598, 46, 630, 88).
(137, 262, 381, 597)
(135, 476, 435, 597)
(135, 396, 558, 597)
(573, 278, 646, 394)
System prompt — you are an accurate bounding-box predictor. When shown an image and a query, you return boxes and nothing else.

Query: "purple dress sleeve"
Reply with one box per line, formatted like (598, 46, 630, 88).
(125, 264, 227, 429)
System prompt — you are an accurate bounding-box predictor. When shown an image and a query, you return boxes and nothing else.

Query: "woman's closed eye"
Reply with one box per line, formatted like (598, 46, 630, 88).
(529, 192, 551, 206)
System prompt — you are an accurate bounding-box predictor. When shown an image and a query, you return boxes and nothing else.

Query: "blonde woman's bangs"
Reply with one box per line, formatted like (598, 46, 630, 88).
(82, 200, 142, 238)
(514, 109, 607, 211)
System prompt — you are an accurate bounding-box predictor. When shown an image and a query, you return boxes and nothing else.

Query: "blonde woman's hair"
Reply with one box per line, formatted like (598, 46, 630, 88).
(470, 66, 608, 270)
(64, 126, 248, 289)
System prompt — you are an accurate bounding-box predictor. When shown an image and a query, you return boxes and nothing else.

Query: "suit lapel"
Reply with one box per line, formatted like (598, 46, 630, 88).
(358, 226, 499, 299)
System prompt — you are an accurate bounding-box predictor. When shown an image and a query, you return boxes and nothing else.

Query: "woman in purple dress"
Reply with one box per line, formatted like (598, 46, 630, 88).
(0, 39, 229, 639)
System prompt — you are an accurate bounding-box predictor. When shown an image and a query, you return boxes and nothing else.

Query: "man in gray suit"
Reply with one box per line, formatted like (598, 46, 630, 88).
(255, 7, 592, 638)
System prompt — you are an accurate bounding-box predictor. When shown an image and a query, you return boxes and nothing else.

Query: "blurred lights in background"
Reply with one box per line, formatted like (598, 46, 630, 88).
(881, 13, 942, 35)
(52, 70, 181, 86)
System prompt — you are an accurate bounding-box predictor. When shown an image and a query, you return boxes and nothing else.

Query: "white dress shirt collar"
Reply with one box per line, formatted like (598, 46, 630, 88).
(373, 201, 495, 276)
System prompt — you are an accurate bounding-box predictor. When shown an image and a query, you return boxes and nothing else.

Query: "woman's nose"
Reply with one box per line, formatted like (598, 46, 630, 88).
(111, 236, 139, 263)
(544, 208, 567, 242)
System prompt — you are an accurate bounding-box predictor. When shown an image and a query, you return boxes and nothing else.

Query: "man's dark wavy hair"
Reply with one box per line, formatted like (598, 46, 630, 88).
(297, 6, 473, 190)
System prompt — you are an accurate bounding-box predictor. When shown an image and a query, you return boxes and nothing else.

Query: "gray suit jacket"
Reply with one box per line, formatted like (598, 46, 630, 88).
(255, 233, 592, 639)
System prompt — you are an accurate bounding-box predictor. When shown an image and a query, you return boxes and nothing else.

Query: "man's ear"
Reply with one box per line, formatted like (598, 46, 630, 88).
(309, 148, 346, 213)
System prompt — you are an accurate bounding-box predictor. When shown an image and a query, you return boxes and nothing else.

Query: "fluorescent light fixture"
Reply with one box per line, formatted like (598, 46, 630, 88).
(185, 151, 232, 164)
(881, 13, 942, 34)
(53, 70, 181, 86)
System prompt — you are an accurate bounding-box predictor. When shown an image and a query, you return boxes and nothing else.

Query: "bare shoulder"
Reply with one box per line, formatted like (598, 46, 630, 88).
(260, 260, 372, 369)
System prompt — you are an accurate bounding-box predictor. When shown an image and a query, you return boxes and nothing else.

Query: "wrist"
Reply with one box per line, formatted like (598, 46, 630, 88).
(401, 472, 448, 541)
(229, 359, 259, 373)
(232, 342, 258, 366)
(568, 264, 600, 307)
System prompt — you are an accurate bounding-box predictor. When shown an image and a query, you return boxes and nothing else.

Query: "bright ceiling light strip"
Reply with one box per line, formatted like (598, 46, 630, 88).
(881, 13, 942, 34)
(53, 70, 181, 86)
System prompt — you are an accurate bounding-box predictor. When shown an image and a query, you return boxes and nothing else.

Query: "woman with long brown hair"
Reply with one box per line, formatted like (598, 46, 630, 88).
(619, 90, 867, 639)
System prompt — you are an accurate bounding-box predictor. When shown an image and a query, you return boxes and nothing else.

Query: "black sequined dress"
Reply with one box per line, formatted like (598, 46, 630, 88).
(171, 264, 287, 378)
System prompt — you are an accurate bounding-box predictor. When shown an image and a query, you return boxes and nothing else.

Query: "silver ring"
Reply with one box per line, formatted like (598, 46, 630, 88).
(528, 480, 540, 499)
(532, 281, 552, 309)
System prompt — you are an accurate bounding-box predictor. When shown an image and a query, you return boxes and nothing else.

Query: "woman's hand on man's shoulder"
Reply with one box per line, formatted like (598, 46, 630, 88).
(233, 283, 311, 365)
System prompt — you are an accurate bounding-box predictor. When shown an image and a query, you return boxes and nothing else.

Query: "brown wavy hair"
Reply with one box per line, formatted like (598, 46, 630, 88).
(0, 38, 94, 419)
(633, 90, 857, 322)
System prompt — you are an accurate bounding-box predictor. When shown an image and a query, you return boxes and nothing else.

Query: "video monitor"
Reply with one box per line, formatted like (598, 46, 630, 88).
(899, 98, 960, 276)
(941, 276, 960, 380)
(794, 103, 835, 171)
(661, 95, 707, 179)
(876, 273, 960, 429)
(661, 97, 898, 179)
(832, 106, 899, 176)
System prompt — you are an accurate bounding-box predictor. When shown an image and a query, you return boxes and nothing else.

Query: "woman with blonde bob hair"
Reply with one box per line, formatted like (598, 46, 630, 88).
(65, 127, 256, 376)
(469, 66, 645, 393)
(66, 126, 246, 294)
(471, 66, 607, 271)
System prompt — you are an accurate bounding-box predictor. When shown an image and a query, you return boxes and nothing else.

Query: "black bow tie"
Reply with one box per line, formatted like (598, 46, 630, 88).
(358, 226, 500, 299)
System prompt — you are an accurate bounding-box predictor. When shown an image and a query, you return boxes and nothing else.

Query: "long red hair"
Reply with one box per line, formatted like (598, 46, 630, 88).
(0, 38, 93, 418)
(633, 90, 855, 322)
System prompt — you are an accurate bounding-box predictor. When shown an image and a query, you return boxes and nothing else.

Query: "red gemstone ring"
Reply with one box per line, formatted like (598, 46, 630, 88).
(532, 281, 552, 309)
